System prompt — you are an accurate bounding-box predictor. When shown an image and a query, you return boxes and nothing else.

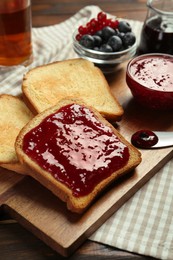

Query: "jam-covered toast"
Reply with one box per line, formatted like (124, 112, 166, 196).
(15, 98, 141, 213)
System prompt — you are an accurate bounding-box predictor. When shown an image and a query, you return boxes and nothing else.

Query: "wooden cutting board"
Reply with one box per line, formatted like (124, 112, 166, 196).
(0, 62, 173, 257)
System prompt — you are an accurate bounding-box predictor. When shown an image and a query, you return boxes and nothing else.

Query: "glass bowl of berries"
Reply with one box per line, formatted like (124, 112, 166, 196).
(73, 11, 137, 74)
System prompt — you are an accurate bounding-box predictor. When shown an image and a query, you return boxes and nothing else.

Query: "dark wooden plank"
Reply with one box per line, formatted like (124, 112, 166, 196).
(0, 215, 154, 260)
(31, 0, 147, 27)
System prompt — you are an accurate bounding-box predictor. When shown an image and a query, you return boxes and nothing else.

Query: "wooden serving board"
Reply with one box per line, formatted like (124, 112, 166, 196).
(0, 62, 173, 257)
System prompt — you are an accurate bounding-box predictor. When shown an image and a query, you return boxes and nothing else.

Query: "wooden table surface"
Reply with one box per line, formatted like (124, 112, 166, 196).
(0, 0, 156, 259)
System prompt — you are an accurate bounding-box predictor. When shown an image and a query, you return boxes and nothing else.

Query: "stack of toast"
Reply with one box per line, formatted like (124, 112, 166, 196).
(1, 58, 141, 213)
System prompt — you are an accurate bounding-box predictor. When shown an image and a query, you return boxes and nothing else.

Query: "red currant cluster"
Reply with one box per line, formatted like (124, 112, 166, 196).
(76, 12, 119, 41)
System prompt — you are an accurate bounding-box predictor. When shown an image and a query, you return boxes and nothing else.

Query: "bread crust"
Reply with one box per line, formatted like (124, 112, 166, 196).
(22, 58, 124, 122)
(0, 94, 33, 175)
(0, 162, 29, 175)
(15, 98, 141, 213)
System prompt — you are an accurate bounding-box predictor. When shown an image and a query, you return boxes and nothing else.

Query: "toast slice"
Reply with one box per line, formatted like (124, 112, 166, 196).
(22, 58, 123, 121)
(0, 94, 33, 174)
(15, 98, 141, 213)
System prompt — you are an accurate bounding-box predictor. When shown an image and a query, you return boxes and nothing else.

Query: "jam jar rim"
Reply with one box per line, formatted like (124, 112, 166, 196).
(147, 0, 173, 17)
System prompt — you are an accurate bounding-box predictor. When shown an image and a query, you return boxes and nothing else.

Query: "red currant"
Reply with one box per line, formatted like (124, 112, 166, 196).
(97, 24, 103, 31)
(88, 18, 99, 34)
(78, 26, 88, 35)
(76, 11, 121, 42)
(111, 20, 119, 29)
(105, 18, 112, 27)
(90, 28, 97, 34)
(99, 20, 106, 29)
(90, 18, 98, 28)
(97, 12, 107, 21)
(76, 33, 82, 41)
(86, 23, 92, 34)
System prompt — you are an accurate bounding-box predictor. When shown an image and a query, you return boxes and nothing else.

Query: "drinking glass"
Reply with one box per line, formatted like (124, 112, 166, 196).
(0, 0, 33, 66)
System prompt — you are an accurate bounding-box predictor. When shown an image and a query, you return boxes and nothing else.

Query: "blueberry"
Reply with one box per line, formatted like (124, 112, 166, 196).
(118, 21, 132, 33)
(107, 35, 123, 51)
(116, 31, 125, 40)
(122, 32, 136, 47)
(102, 26, 116, 41)
(94, 30, 103, 37)
(100, 44, 113, 52)
(79, 34, 95, 49)
(93, 35, 102, 47)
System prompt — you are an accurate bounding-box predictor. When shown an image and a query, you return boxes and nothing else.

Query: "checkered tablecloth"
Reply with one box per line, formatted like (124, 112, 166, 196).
(0, 5, 173, 260)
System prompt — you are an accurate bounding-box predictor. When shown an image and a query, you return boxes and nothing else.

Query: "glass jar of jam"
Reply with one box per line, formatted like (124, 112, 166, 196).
(126, 53, 173, 110)
(138, 0, 173, 55)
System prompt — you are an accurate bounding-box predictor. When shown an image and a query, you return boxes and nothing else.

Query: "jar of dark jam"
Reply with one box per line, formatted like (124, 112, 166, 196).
(138, 0, 173, 55)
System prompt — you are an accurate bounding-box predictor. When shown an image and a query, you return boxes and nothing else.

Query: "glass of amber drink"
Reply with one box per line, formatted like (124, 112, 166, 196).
(0, 0, 33, 66)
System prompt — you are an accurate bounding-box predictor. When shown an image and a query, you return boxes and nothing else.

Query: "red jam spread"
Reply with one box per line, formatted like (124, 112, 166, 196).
(129, 55, 173, 91)
(131, 130, 158, 149)
(23, 104, 129, 197)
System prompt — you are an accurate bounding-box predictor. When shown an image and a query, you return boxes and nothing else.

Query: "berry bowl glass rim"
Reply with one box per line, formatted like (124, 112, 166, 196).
(72, 29, 137, 59)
